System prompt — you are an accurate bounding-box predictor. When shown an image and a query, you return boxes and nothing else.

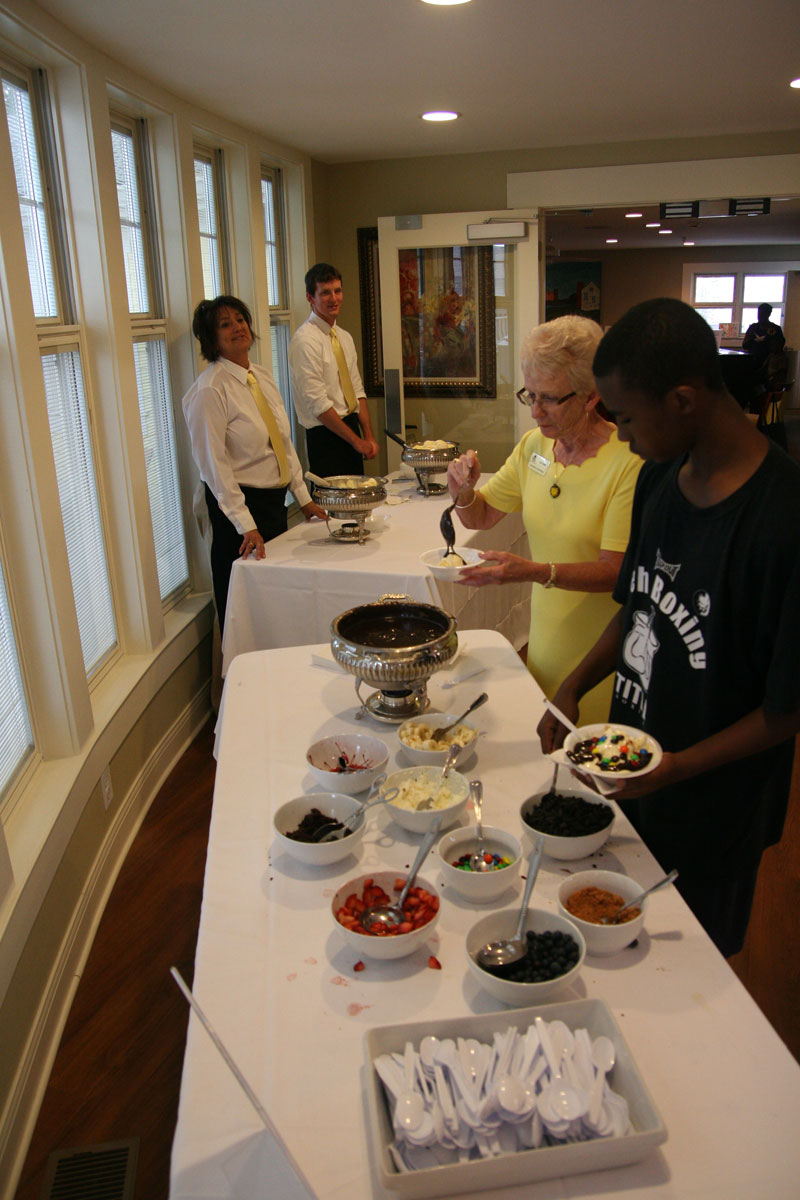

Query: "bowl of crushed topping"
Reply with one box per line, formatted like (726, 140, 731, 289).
(563, 724, 661, 777)
(437, 825, 521, 903)
(331, 871, 440, 959)
(397, 711, 479, 765)
(382, 765, 470, 833)
(273, 793, 366, 865)
(520, 788, 615, 860)
(465, 908, 585, 1005)
(557, 869, 647, 956)
(419, 546, 484, 581)
(306, 732, 389, 795)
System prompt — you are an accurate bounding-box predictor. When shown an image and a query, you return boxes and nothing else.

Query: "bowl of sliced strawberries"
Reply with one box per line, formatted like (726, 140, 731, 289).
(330, 871, 440, 960)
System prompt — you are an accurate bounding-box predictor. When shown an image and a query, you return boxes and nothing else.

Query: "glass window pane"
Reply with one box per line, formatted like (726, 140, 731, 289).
(743, 275, 785, 305)
(694, 275, 735, 304)
(41, 349, 117, 674)
(0, 553, 33, 797)
(194, 156, 221, 299)
(696, 307, 732, 330)
(111, 126, 149, 313)
(132, 338, 188, 600)
(261, 175, 279, 306)
(2, 74, 58, 318)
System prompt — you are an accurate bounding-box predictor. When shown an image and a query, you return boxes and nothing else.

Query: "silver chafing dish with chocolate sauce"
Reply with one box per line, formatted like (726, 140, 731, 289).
(310, 474, 387, 542)
(330, 595, 458, 721)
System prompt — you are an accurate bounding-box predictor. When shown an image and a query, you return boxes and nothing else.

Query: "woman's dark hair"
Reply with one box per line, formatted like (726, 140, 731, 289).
(304, 262, 341, 296)
(593, 298, 725, 400)
(191, 295, 255, 362)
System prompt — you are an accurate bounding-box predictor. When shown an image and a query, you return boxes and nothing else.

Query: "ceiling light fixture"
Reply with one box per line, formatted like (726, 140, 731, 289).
(658, 229, 673, 235)
(646, 222, 660, 228)
(420, 0, 473, 5)
(605, 238, 618, 244)
(625, 212, 643, 218)
(790, 77, 800, 88)
(683, 240, 695, 246)
(422, 110, 460, 121)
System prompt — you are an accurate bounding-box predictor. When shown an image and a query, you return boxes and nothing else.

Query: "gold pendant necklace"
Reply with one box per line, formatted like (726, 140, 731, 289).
(549, 461, 566, 499)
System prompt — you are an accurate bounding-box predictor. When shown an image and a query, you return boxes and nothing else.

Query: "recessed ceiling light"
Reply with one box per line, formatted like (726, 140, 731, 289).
(421, 110, 460, 121)
(625, 212, 643, 218)
(421, 0, 473, 5)
(790, 77, 800, 88)
(658, 229, 673, 235)
(606, 238, 618, 244)
(683, 240, 695, 246)
(646, 222, 660, 228)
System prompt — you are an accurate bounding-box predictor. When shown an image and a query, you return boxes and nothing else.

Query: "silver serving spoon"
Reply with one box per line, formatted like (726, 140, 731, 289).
(601, 867, 678, 923)
(430, 692, 488, 742)
(440, 743, 462, 778)
(468, 780, 490, 873)
(359, 816, 442, 932)
(310, 774, 394, 842)
(476, 835, 544, 968)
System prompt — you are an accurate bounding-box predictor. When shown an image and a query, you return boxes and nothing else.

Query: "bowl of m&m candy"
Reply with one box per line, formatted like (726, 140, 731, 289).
(437, 825, 521, 903)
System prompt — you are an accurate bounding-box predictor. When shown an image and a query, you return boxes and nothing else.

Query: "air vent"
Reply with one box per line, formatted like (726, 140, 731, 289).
(728, 197, 771, 216)
(40, 1138, 138, 1200)
(660, 201, 700, 219)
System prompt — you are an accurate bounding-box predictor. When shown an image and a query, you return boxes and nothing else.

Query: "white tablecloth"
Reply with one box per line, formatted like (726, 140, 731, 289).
(221, 473, 531, 673)
(171, 631, 800, 1199)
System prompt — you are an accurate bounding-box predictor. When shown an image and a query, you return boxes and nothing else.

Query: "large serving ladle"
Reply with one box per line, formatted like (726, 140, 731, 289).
(359, 815, 442, 932)
(476, 835, 544, 968)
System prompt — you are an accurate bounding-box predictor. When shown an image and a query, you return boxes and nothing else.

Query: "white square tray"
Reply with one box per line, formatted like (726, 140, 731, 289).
(363, 996, 667, 1197)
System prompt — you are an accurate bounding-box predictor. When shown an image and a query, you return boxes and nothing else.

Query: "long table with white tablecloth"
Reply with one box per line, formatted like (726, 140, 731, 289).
(171, 630, 800, 1199)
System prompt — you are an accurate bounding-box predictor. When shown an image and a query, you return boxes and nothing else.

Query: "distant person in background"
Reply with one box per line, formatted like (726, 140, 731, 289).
(289, 263, 379, 478)
(743, 302, 786, 391)
(183, 296, 325, 632)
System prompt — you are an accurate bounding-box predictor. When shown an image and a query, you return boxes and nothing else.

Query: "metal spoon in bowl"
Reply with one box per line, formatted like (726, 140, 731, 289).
(431, 692, 488, 742)
(601, 868, 678, 924)
(468, 780, 490, 873)
(310, 775, 394, 843)
(476, 835, 544, 968)
(359, 816, 443, 932)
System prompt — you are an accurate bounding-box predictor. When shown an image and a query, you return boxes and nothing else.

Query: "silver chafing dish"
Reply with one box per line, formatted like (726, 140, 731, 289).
(386, 432, 459, 495)
(330, 595, 458, 721)
(309, 474, 387, 542)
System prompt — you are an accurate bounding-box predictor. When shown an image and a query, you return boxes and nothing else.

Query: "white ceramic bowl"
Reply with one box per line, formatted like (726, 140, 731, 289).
(558, 869, 647, 956)
(273, 793, 366, 866)
(397, 711, 479, 766)
(437, 825, 521, 903)
(331, 870, 440, 960)
(305, 732, 389, 795)
(465, 908, 585, 1006)
(520, 788, 615, 861)
(419, 546, 484, 581)
(383, 765, 470, 834)
(562, 723, 662, 779)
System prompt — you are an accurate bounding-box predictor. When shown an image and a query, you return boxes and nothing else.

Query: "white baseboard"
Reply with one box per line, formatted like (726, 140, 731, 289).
(0, 687, 211, 1200)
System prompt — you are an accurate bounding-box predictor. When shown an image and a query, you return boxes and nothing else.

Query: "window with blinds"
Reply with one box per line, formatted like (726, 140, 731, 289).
(194, 147, 229, 299)
(111, 115, 188, 603)
(0, 551, 32, 799)
(3, 62, 117, 678)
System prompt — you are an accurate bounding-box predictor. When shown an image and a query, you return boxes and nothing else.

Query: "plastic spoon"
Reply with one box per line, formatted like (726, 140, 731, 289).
(588, 1035, 616, 1126)
(476, 836, 544, 968)
(601, 867, 678, 923)
(359, 815, 442, 931)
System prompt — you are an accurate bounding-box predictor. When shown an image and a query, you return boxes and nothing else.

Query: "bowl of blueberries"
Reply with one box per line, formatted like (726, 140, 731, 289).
(465, 908, 585, 1005)
(520, 787, 615, 861)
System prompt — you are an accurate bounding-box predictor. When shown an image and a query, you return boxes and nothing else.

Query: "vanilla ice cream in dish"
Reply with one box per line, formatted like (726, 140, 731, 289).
(565, 724, 659, 774)
(389, 772, 464, 811)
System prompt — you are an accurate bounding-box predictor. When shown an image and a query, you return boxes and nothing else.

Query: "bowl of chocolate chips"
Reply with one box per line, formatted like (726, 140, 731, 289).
(520, 787, 615, 861)
(273, 793, 366, 865)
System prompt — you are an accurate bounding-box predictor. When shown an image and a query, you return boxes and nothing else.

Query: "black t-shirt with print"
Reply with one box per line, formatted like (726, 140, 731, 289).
(609, 444, 800, 877)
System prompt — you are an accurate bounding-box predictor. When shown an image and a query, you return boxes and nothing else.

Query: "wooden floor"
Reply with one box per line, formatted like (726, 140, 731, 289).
(13, 712, 800, 1199)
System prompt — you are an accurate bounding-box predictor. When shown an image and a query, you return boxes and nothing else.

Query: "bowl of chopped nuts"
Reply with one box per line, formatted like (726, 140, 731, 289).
(557, 869, 647, 956)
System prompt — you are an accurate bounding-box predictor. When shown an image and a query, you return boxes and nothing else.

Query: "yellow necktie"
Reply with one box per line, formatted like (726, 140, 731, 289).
(246, 370, 290, 487)
(330, 326, 358, 414)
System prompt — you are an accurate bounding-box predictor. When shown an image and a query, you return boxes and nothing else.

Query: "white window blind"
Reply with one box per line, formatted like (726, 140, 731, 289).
(111, 125, 149, 314)
(42, 349, 117, 674)
(194, 154, 222, 298)
(0, 553, 32, 797)
(2, 72, 58, 318)
(133, 338, 188, 599)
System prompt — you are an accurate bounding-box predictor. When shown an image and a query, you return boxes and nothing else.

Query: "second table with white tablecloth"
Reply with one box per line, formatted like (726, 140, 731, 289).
(220, 472, 531, 673)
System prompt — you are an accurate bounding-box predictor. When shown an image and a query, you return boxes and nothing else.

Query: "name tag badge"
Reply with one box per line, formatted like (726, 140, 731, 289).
(527, 452, 551, 476)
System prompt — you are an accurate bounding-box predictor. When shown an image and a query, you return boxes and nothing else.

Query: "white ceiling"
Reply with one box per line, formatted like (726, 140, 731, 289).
(36, 0, 800, 164)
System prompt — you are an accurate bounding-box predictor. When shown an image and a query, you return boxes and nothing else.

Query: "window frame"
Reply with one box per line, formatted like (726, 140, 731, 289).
(683, 260, 796, 334)
(193, 142, 231, 298)
(110, 111, 163, 320)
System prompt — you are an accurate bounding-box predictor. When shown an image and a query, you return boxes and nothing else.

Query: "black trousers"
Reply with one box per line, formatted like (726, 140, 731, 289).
(305, 414, 364, 478)
(204, 483, 287, 633)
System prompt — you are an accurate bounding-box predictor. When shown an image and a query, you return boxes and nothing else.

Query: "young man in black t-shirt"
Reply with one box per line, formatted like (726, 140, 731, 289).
(539, 298, 800, 956)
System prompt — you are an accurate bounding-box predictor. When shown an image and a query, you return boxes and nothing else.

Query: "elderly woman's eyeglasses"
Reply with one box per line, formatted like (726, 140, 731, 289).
(516, 387, 577, 408)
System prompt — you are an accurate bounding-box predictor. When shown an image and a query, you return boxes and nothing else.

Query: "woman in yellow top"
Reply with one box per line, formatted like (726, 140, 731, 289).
(446, 315, 641, 724)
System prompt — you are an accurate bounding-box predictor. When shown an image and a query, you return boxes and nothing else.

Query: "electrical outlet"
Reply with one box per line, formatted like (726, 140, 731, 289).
(101, 766, 113, 810)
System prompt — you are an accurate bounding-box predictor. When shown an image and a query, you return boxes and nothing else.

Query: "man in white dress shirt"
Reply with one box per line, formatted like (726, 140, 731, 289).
(183, 295, 325, 631)
(288, 263, 379, 478)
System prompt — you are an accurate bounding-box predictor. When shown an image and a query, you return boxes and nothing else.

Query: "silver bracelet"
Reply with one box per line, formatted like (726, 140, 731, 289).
(542, 561, 557, 588)
(455, 493, 477, 509)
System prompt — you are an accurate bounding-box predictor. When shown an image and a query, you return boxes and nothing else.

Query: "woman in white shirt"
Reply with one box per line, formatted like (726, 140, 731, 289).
(183, 296, 325, 630)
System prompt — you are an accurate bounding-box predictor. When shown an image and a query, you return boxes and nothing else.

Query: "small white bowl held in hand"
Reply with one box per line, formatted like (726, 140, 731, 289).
(562, 723, 662, 779)
(558, 869, 646, 956)
(397, 712, 478, 766)
(437, 825, 521, 903)
(519, 789, 614, 861)
(419, 546, 484, 582)
(273, 793, 366, 866)
(331, 870, 440, 960)
(306, 732, 389, 795)
(383, 765, 470, 834)
(465, 908, 585, 1006)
